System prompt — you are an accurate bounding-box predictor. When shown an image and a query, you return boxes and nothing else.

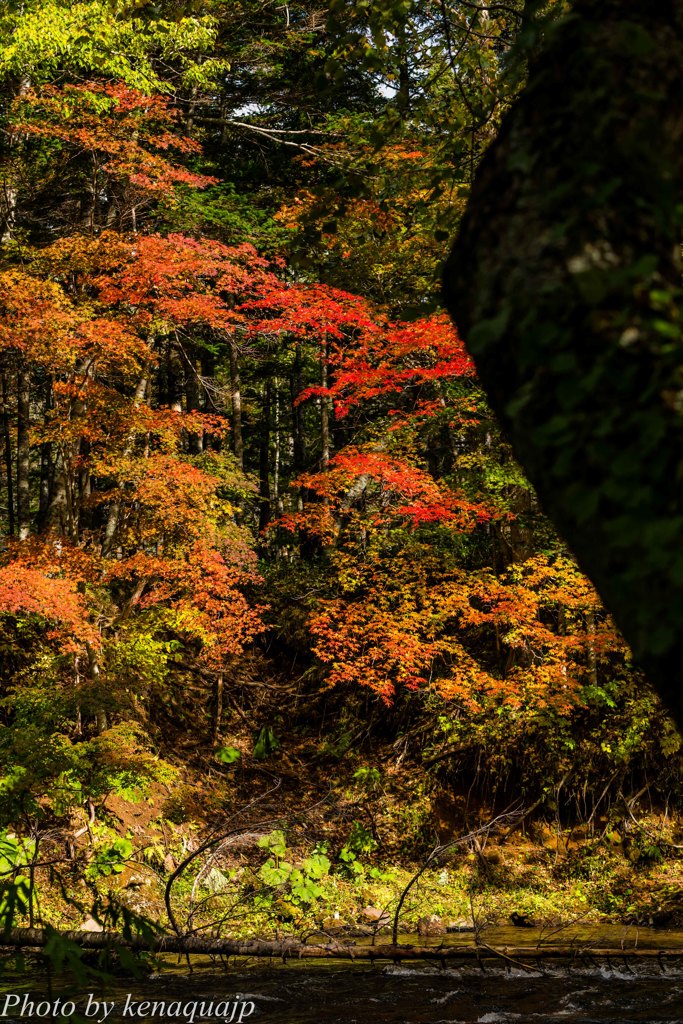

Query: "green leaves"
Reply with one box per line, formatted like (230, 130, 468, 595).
(259, 859, 293, 887)
(0, 1, 221, 91)
(352, 766, 382, 792)
(85, 837, 134, 880)
(258, 829, 288, 858)
(257, 832, 330, 905)
(253, 725, 280, 759)
(303, 852, 332, 879)
(0, 831, 34, 934)
(215, 745, 241, 765)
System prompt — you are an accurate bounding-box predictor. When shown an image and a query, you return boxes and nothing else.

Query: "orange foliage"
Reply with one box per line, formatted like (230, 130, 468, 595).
(0, 223, 279, 674)
(13, 83, 216, 194)
(309, 551, 626, 714)
(0, 561, 97, 651)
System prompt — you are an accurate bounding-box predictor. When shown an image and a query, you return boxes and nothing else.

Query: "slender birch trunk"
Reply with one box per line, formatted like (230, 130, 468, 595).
(16, 367, 30, 540)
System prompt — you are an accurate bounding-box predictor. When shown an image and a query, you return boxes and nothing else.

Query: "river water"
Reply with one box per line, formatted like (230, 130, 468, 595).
(1, 927, 682, 1023)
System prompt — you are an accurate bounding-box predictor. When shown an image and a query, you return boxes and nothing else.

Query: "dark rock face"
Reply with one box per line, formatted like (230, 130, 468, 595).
(443, 0, 683, 730)
(446, 918, 476, 933)
(510, 912, 535, 928)
(361, 907, 391, 930)
(417, 915, 446, 937)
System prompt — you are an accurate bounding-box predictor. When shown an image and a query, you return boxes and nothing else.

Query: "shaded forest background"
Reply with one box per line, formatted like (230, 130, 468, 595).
(0, 0, 681, 942)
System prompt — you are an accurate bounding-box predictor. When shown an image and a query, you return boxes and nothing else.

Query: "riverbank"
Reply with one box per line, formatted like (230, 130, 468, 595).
(20, 739, 683, 944)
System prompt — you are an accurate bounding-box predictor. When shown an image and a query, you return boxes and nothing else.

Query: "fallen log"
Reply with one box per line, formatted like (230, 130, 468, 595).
(1, 928, 682, 963)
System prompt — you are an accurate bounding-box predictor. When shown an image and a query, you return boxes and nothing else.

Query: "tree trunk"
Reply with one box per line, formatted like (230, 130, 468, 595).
(0, 74, 31, 243)
(290, 344, 306, 512)
(443, 0, 683, 730)
(167, 337, 183, 413)
(229, 342, 244, 470)
(16, 368, 30, 540)
(101, 360, 151, 555)
(320, 338, 330, 471)
(88, 642, 107, 735)
(38, 409, 52, 532)
(77, 437, 91, 537)
(185, 350, 204, 454)
(273, 382, 281, 512)
(1, 371, 15, 537)
(213, 672, 224, 745)
(45, 450, 68, 535)
(396, 20, 410, 117)
(259, 379, 271, 532)
(37, 380, 52, 532)
(81, 173, 97, 231)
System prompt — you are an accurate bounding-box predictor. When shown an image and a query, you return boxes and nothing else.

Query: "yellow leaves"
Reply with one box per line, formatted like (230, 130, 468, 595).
(104, 538, 263, 670)
(0, 270, 78, 367)
(0, 1, 218, 92)
(306, 537, 627, 718)
(310, 600, 438, 703)
(0, 262, 151, 390)
(308, 544, 471, 703)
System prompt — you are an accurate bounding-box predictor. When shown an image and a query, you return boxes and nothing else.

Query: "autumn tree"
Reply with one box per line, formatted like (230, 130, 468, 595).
(0, 0, 679, 910)
(443, 0, 683, 730)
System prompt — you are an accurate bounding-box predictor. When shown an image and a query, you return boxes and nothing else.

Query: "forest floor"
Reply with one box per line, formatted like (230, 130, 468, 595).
(33, 713, 683, 941)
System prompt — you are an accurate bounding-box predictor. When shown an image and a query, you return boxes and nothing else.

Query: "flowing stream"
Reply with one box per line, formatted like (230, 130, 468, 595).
(1, 927, 683, 1023)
